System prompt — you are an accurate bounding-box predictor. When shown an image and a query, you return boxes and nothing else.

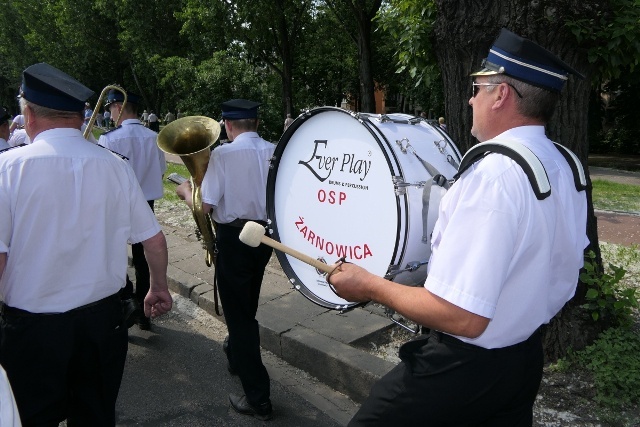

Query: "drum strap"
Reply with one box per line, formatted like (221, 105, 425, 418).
(454, 140, 586, 200)
(410, 151, 453, 244)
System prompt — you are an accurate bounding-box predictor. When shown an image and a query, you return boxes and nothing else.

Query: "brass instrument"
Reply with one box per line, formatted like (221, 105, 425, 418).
(157, 116, 221, 266)
(83, 84, 127, 140)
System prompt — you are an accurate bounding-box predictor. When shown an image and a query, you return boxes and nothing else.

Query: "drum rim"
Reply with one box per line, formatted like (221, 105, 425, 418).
(266, 107, 461, 310)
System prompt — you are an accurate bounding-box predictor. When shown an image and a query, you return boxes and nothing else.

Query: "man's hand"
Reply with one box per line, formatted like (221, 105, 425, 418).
(143, 288, 173, 318)
(327, 261, 375, 302)
(175, 181, 191, 202)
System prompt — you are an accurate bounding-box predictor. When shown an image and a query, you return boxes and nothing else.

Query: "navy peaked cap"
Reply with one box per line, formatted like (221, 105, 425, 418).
(104, 88, 141, 108)
(221, 99, 261, 120)
(471, 28, 584, 93)
(21, 63, 94, 111)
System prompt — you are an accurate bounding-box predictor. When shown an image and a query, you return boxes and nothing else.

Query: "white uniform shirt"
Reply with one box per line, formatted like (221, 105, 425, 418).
(98, 119, 166, 201)
(0, 364, 20, 427)
(10, 115, 24, 129)
(0, 139, 9, 150)
(425, 126, 589, 348)
(202, 131, 275, 224)
(7, 129, 29, 147)
(0, 128, 161, 313)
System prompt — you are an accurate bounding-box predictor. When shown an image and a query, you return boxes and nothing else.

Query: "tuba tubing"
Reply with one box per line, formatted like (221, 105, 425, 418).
(84, 85, 127, 140)
(157, 116, 221, 266)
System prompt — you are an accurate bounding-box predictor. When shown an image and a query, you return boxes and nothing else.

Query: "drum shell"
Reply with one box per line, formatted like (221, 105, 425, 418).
(267, 107, 461, 310)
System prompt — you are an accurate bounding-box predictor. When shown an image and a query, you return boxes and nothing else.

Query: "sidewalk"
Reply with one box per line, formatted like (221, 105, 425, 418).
(160, 224, 395, 403)
(159, 158, 640, 404)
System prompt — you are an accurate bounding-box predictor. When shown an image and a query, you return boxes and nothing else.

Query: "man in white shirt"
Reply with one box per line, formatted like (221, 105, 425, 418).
(176, 99, 275, 421)
(99, 89, 167, 330)
(328, 28, 588, 426)
(0, 62, 172, 426)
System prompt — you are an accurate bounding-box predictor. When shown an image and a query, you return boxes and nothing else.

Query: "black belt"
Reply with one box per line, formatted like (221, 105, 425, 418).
(225, 219, 268, 228)
(428, 328, 540, 352)
(0, 292, 120, 318)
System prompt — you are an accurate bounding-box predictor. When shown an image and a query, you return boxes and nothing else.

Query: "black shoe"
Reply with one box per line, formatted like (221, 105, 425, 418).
(229, 394, 272, 421)
(138, 316, 151, 331)
(122, 298, 142, 329)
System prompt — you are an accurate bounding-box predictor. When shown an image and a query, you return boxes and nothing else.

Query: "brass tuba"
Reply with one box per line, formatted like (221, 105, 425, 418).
(157, 116, 221, 266)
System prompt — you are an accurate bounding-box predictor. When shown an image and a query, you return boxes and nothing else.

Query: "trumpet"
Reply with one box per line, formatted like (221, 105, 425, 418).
(83, 85, 127, 140)
(157, 116, 221, 266)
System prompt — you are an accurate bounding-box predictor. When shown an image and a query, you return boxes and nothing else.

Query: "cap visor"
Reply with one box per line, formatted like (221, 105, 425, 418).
(470, 68, 500, 77)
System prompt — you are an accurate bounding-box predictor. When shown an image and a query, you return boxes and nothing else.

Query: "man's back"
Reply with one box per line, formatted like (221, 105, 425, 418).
(0, 128, 159, 312)
(98, 119, 167, 201)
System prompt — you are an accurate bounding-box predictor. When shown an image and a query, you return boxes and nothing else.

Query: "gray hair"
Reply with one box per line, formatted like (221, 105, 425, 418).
(20, 98, 83, 121)
(228, 118, 259, 132)
(485, 75, 559, 122)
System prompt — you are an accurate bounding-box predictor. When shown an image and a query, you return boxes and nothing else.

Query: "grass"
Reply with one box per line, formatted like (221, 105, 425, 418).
(592, 180, 640, 213)
(163, 163, 189, 203)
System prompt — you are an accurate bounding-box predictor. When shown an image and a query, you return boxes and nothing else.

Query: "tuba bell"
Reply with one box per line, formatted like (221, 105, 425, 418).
(157, 116, 221, 266)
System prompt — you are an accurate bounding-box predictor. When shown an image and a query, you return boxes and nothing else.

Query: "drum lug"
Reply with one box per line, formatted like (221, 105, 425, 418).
(384, 307, 420, 334)
(268, 155, 277, 169)
(393, 177, 427, 195)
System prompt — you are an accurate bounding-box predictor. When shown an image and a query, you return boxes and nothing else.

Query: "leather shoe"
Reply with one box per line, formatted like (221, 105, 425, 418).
(138, 316, 151, 331)
(229, 393, 272, 421)
(121, 298, 141, 329)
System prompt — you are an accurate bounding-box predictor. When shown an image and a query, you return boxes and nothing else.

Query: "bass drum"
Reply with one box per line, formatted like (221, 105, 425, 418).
(267, 107, 462, 310)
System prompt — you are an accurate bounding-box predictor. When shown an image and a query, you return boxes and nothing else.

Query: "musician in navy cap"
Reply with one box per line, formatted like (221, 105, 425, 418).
(0, 63, 172, 425)
(0, 109, 10, 150)
(176, 98, 276, 420)
(328, 29, 588, 425)
(99, 88, 167, 331)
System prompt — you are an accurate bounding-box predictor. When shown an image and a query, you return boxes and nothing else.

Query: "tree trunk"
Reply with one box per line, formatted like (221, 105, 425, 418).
(357, 14, 376, 112)
(433, 0, 607, 360)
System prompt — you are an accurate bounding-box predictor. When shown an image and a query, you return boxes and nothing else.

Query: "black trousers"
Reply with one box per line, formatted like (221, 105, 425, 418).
(215, 222, 273, 406)
(0, 294, 128, 426)
(123, 200, 155, 305)
(349, 330, 543, 427)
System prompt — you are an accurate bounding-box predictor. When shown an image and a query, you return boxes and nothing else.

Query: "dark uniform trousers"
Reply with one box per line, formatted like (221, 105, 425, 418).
(124, 200, 155, 303)
(349, 329, 543, 427)
(215, 222, 273, 406)
(0, 293, 128, 426)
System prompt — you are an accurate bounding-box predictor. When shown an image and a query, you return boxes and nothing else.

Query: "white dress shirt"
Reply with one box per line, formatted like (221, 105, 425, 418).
(98, 119, 167, 201)
(0, 128, 161, 313)
(202, 131, 275, 224)
(425, 126, 589, 348)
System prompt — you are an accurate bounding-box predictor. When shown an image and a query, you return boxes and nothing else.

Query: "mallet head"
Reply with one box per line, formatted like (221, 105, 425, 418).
(239, 221, 266, 247)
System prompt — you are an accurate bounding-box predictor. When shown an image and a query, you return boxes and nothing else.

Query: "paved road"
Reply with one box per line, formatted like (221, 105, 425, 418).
(116, 292, 358, 426)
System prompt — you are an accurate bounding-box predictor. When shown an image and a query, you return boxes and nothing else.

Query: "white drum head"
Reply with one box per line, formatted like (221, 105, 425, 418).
(267, 107, 460, 310)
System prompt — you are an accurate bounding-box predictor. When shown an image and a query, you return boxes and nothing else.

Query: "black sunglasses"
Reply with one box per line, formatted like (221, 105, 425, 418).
(472, 82, 523, 99)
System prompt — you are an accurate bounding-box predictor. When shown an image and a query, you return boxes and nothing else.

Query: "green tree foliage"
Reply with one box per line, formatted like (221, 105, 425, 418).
(323, 0, 382, 112)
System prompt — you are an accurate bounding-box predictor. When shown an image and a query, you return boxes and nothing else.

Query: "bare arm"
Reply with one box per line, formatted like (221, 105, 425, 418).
(328, 263, 489, 338)
(141, 231, 172, 318)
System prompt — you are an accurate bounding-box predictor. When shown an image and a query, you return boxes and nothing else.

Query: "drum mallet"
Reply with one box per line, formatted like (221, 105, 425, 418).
(239, 221, 334, 275)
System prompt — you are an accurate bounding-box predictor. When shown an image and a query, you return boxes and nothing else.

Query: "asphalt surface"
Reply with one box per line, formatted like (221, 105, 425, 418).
(116, 291, 357, 426)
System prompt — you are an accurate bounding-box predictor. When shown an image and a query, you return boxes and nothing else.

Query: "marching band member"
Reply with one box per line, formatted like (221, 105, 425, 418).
(176, 99, 276, 421)
(98, 88, 167, 330)
(0, 63, 172, 425)
(328, 29, 588, 426)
